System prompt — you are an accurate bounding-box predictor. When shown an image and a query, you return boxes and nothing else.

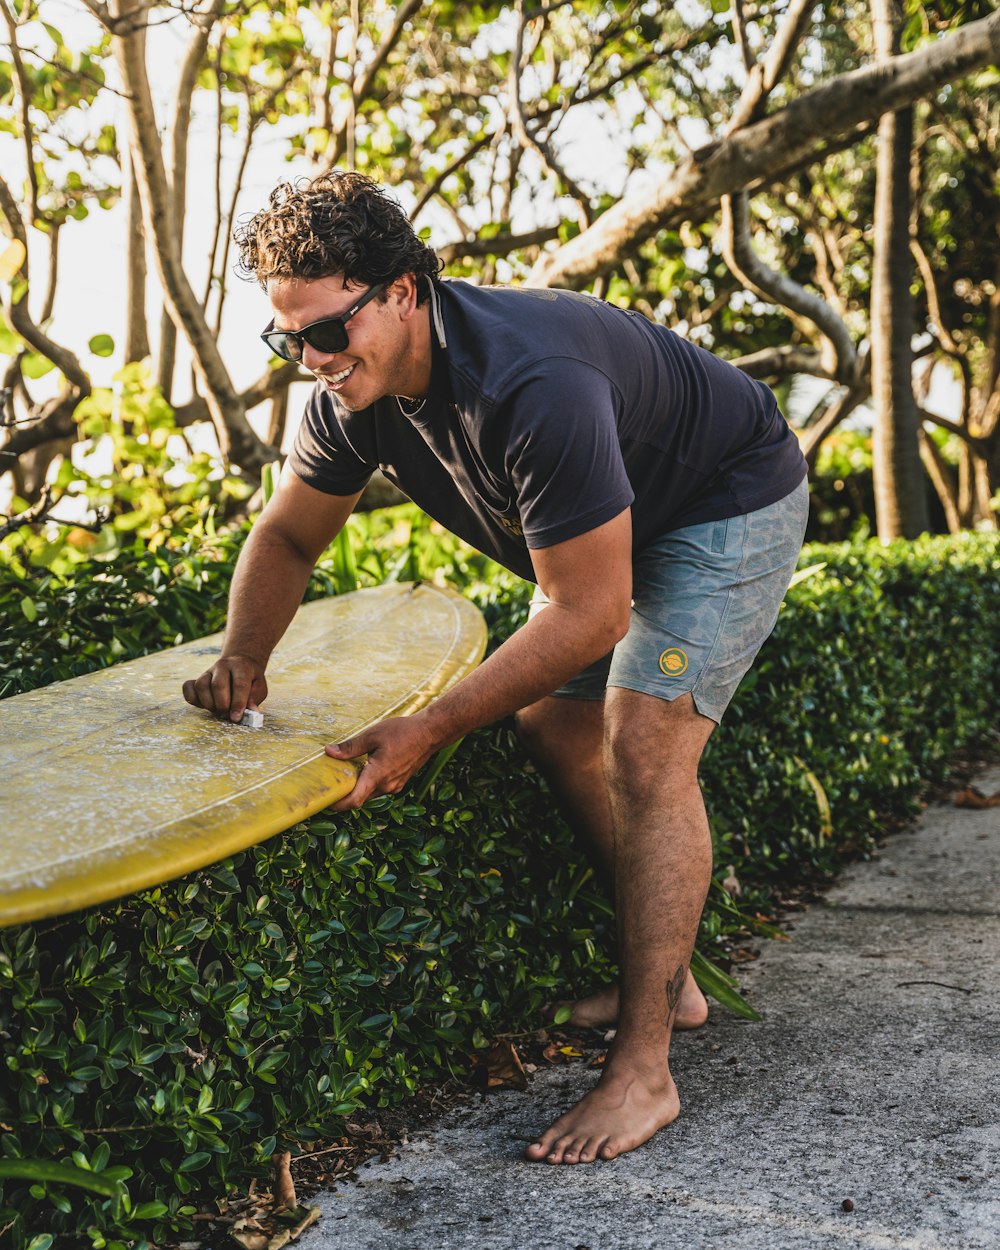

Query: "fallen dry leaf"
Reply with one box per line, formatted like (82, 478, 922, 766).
(231, 1233, 269, 1250)
(478, 1040, 528, 1089)
(345, 1121, 383, 1141)
(273, 1152, 296, 1212)
(267, 1206, 322, 1249)
(231, 1218, 269, 1250)
(954, 786, 1000, 809)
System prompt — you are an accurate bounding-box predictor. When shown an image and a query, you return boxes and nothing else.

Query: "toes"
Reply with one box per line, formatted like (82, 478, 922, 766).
(545, 1132, 578, 1164)
(600, 1138, 621, 1160)
(579, 1135, 610, 1164)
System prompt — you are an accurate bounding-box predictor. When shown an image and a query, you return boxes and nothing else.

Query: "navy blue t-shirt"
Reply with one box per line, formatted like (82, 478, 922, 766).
(289, 281, 806, 583)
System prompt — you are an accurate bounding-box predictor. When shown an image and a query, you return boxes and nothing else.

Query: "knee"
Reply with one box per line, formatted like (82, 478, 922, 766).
(515, 698, 603, 776)
(603, 710, 704, 798)
(514, 702, 554, 763)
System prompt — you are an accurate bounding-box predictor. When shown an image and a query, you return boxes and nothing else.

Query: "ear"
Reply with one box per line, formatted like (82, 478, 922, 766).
(387, 273, 420, 319)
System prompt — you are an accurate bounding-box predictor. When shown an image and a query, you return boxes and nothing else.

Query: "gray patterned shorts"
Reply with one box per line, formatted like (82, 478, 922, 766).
(529, 476, 809, 722)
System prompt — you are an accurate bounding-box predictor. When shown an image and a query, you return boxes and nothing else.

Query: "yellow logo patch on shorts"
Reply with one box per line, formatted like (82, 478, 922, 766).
(659, 648, 689, 677)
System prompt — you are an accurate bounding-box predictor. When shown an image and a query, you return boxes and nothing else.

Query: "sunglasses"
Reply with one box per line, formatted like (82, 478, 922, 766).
(260, 283, 385, 362)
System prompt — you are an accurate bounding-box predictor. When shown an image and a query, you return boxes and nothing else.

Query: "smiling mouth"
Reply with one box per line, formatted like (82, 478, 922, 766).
(320, 363, 355, 389)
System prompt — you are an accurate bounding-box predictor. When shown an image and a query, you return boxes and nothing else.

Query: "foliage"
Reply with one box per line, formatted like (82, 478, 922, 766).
(1, 521, 998, 1246)
(703, 531, 1000, 878)
(3, 0, 998, 533)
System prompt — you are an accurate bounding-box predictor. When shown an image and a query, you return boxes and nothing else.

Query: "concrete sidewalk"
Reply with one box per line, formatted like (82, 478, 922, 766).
(301, 764, 1000, 1250)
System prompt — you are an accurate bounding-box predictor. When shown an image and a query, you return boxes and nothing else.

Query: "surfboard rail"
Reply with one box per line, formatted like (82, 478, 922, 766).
(0, 582, 487, 928)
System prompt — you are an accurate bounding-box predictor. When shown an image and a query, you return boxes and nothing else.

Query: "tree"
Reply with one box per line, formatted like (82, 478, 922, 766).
(870, 0, 928, 538)
(2, 0, 998, 533)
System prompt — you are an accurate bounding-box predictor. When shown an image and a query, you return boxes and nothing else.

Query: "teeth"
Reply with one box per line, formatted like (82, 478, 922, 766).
(329, 364, 353, 384)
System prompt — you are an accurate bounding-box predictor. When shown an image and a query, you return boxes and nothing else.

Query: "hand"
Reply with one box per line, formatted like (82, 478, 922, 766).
(182, 655, 268, 722)
(324, 715, 438, 812)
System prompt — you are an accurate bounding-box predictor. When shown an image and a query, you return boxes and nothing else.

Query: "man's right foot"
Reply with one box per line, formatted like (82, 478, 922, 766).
(544, 971, 709, 1032)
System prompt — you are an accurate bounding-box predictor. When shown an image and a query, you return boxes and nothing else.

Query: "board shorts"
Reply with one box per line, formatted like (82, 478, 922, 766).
(528, 476, 809, 723)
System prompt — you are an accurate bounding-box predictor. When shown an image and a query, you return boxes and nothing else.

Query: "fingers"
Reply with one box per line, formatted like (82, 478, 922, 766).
(324, 733, 368, 760)
(326, 750, 403, 813)
(182, 658, 267, 721)
(324, 721, 428, 813)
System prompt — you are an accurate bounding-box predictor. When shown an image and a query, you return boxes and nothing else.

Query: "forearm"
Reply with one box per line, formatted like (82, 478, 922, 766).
(221, 524, 316, 667)
(418, 601, 625, 748)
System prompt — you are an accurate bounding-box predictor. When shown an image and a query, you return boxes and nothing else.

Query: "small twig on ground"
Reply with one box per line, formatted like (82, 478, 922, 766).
(895, 980, 973, 994)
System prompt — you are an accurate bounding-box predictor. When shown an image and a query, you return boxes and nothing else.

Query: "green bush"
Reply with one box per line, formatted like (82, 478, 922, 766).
(1, 524, 997, 1247)
(703, 531, 1000, 876)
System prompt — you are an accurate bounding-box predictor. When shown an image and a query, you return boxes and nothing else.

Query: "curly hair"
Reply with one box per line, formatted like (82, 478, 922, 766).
(234, 171, 441, 303)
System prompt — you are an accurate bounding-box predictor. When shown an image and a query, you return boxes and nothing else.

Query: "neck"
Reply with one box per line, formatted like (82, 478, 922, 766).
(395, 303, 434, 401)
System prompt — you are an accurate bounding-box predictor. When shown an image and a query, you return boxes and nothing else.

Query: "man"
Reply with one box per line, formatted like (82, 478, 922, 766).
(183, 171, 809, 1165)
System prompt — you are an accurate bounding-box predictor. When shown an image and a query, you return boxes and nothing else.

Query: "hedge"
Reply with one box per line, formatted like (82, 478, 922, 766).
(0, 525, 997, 1248)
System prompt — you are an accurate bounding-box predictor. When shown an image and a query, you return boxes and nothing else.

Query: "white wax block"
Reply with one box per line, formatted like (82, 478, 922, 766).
(239, 709, 264, 729)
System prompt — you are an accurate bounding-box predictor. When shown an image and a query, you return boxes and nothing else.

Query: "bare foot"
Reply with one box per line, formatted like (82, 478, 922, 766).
(544, 971, 708, 1031)
(524, 1058, 680, 1164)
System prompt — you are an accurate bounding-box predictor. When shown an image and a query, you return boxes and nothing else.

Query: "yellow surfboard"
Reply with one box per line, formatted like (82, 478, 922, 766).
(0, 582, 486, 929)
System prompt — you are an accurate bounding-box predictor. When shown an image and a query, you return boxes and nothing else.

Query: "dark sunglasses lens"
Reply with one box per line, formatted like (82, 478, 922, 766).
(264, 332, 302, 362)
(305, 319, 349, 355)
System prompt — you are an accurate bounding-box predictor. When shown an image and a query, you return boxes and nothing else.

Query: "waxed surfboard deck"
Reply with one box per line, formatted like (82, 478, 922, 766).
(0, 582, 486, 928)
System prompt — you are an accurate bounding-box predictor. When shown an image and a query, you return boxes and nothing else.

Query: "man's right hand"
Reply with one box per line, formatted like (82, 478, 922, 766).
(182, 655, 268, 723)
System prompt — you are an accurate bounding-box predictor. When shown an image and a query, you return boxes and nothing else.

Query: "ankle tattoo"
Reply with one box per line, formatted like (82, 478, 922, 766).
(665, 964, 686, 1022)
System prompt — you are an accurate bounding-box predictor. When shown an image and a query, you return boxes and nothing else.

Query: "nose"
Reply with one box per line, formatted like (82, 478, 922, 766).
(301, 340, 340, 372)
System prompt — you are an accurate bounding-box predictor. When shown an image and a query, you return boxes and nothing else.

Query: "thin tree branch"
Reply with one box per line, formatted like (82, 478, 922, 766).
(437, 226, 562, 265)
(529, 9, 1000, 289)
(918, 426, 961, 532)
(910, 236, 961, 354)
(346, 0, 359, 169)
(323, 0, 425, 168)
(801, 380, 872, 465)
(39, 223, 60, 324)
(211, 101, 262, 336)
(107, 0, 272, 470)
(1, 0, 39, 223)
(201, 30, 225, 313)
(0, 175, 90, 394)
(411, 131, 498, 222)
(171, 361, 308, 428)
(918, 405, 990, 453)
(0, 482, 54, 539)
(727, 0, 814, 134)
(15, 45, 134, 100)
(731, 0, 756, 76)
(508, 0, 591, 228)
(729, 345, 829, 381)
(721, 190, 859, 383)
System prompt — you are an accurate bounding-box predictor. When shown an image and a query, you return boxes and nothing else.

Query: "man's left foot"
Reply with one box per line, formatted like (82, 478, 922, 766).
(523, 1060, 680, 1165)
(543, 970, 708, 1032)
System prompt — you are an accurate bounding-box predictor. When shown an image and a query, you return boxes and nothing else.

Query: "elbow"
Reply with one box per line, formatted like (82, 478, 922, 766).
(594, 603, 631, 656)
(610, 609, 631, 648)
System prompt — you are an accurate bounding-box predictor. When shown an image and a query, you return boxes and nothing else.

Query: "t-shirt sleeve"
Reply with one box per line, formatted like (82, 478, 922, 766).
(500, 360, 635, 549)
(287, 384, 375, 496)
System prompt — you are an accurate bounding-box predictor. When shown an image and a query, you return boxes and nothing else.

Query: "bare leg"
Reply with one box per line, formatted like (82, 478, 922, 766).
(516, 695, 708, 1031)
(524, 689, 715, 1163)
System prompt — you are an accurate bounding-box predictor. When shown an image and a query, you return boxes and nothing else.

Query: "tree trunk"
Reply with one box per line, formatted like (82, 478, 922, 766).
(870, 0, 928, 539)
(108, 0, 274, 473)
(155, 2, 216, 402)
(123, 148, 150, 363)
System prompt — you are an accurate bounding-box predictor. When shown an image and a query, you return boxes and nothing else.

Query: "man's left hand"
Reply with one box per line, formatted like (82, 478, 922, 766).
(325, 715, 437, 812)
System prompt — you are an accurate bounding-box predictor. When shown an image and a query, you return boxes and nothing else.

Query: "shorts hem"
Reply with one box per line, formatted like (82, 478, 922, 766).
(604, 679, 722, 723)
